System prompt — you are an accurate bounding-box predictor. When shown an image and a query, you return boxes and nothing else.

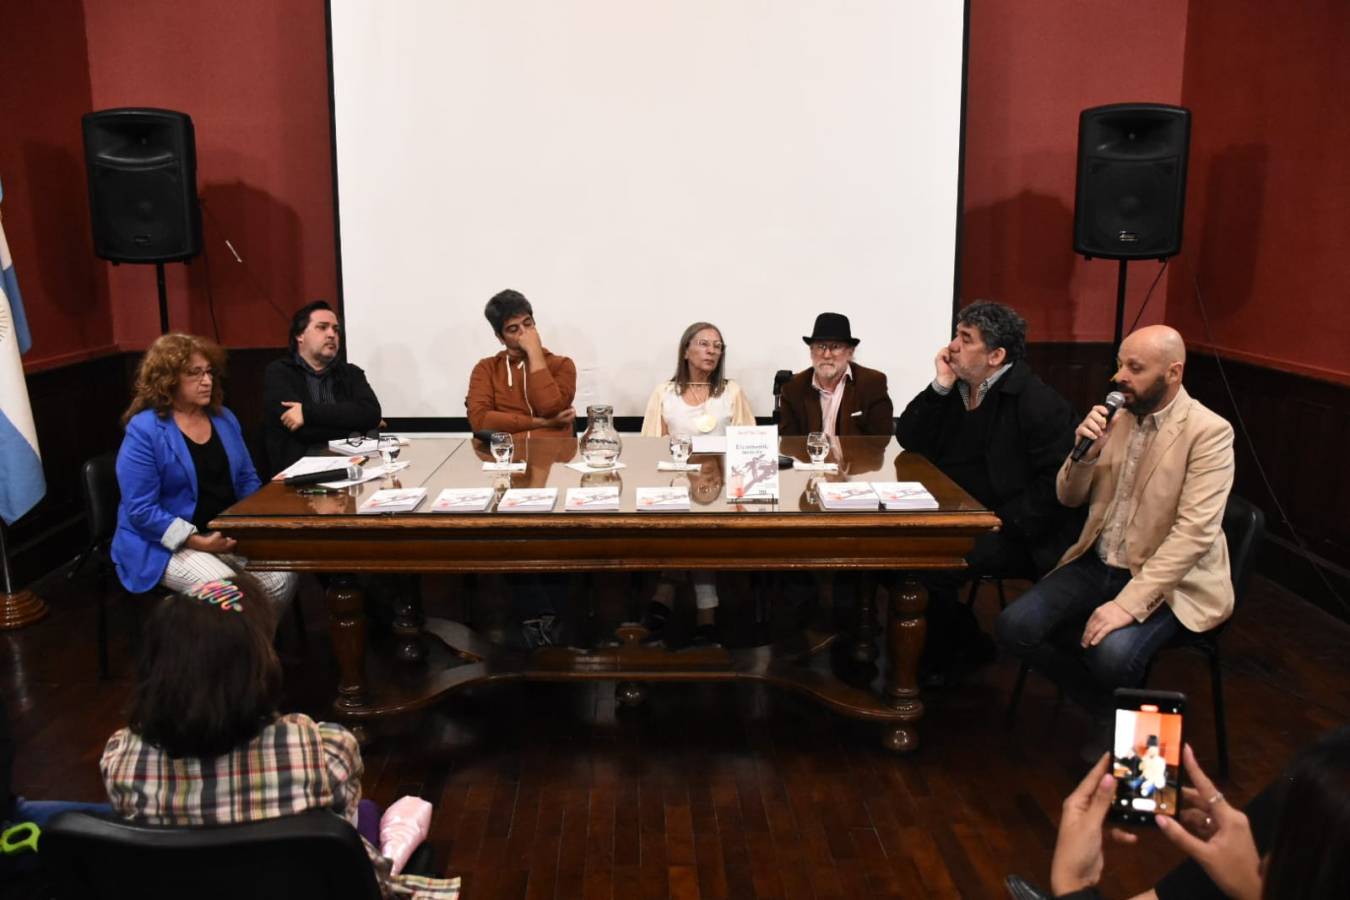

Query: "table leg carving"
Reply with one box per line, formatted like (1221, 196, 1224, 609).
(391, 575, 426, 664)
(882, 575, 927, 752)
(329, 574, 369, 714)
(850, 572, 880, 665)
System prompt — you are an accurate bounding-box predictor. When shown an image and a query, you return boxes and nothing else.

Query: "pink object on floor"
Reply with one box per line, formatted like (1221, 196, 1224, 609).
(378, 795, 433, 875)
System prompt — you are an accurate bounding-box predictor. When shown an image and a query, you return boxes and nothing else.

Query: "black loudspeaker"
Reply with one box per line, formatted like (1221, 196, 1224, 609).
(82, 108, 202, 263)
(1073, 103, 1190, 260)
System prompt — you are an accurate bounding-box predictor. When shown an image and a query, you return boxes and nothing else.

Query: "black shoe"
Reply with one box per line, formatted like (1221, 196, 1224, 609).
(691, 622, 720, 647)
(640, 602, 671, 643)
(520, 614, 558, 650)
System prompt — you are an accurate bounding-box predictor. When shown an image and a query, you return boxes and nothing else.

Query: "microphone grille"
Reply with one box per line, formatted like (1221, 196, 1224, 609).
(1105, 391, 1127, 409)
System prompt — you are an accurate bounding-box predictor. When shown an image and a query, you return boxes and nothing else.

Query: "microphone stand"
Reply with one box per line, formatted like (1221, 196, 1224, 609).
(0, 519, 48, 630)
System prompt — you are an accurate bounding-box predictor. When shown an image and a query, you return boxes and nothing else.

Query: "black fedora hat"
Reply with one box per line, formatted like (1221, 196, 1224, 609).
(802, 312, 859, 347)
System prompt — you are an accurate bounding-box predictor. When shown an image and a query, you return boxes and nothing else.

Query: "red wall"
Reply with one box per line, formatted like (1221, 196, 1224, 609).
(7, 1, 1347, 385)
(81, 0, 336, 351)
(0, 2, 113, 371)
(1166, 0, 1350, 385)
(961, 0, 1188, 342)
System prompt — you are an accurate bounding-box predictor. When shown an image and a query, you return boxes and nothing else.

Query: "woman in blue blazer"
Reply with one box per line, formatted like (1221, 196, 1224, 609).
(111, 334, 297, 616)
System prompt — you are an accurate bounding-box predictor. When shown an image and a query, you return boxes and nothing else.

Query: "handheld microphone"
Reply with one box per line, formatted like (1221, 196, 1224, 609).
(284, 464, 362, 486)
(471, 430, 497, 444)
(1070, 391, 1126, 462)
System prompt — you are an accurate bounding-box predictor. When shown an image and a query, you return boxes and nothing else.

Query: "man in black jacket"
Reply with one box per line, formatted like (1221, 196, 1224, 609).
(262, 301, 383, 475)
(896, 300, 1078, 683)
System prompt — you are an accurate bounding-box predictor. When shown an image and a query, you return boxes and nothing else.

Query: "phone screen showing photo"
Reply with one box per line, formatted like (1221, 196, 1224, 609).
(1111, 690, 1185, 825)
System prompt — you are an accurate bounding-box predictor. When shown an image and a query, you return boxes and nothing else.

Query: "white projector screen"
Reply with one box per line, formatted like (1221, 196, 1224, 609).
(330, 1, 965, 420)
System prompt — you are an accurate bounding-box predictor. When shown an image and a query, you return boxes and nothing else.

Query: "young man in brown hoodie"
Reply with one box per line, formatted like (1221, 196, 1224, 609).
(466, 289, 577, 438)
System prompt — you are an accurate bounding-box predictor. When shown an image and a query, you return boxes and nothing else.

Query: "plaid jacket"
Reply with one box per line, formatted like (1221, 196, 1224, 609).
(100, 713, 458, 900)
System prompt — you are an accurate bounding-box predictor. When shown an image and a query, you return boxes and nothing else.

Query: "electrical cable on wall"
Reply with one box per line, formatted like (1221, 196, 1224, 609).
(198, 199, 297, 332)
(1192, 273, 1348, 616)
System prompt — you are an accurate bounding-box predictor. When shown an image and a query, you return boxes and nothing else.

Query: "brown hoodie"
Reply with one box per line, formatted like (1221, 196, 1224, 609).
(465, 349, 577, 438)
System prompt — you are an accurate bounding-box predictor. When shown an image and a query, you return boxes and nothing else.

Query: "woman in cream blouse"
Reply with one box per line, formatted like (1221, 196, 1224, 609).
(639, 322, 754, 438)
(638, 322, 754, 645)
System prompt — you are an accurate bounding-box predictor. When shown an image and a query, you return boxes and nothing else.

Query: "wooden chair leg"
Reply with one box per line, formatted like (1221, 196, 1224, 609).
(1005, 661, 1030, 729)
(963, 577, 981, 607)
(1211, 649, 1229, 778)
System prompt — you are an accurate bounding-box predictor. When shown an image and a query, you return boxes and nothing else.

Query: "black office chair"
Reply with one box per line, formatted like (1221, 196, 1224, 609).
(70, 451, 151, 679)
(1006, 494, 1265, 777)
(41, 808, 382, 900)
(74, 451, 306, 679)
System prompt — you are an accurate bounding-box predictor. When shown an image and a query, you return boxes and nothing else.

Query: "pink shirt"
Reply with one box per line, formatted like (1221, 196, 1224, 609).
(812, 365, 853, 437)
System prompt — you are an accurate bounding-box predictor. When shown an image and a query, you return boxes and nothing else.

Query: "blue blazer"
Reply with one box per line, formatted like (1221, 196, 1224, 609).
(111, 407, 262, 593)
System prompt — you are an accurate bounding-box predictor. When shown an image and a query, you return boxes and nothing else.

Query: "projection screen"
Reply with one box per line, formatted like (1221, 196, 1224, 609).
(330, 1, 966, 420)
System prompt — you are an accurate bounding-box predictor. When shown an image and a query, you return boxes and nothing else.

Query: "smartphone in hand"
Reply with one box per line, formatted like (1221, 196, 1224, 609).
(1108, 688, 1186, 826)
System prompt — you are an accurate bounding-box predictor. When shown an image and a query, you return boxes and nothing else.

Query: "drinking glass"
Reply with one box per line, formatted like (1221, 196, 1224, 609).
(807, 431, 829, 465)
(490, 432, 514, 465)
(377, 434, 401, 471)
(669, 433, 692, 466)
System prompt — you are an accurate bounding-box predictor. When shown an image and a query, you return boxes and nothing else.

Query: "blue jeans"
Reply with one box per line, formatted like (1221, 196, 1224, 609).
(995, 553, 1180, 712)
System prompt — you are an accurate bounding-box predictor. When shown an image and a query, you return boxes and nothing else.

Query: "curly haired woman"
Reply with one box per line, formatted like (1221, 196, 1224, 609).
(111, 333, 297, 614)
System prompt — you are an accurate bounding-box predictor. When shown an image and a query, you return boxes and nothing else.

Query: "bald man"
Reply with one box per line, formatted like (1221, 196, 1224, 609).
(996, 326, 1236, 736)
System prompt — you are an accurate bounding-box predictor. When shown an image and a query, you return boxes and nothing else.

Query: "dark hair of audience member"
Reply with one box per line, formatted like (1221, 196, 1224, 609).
(288, 299, 336, 353)
(128, 576, 282, 759)
(957, 299, 1027, 364)
(484, 289, 533, 336)
(670, 321, 728, 398)
(1260, 725, 1350, 899)
(122, 333, 227, 425)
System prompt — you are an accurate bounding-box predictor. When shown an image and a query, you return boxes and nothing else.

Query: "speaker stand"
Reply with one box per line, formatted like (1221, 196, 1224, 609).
(1111, 259, 1129, 358)
(156, 261, 170, 334)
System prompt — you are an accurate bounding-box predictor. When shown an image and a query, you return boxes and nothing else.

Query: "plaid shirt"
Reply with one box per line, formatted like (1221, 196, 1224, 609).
(100, 713, 459, 900)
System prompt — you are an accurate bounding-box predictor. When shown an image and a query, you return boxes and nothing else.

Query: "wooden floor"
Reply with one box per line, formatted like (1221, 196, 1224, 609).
(6, 564, 1349, 899)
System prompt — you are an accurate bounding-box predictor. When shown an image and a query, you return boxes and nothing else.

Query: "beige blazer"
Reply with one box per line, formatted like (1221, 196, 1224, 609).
(1055, 387, 1235, 633)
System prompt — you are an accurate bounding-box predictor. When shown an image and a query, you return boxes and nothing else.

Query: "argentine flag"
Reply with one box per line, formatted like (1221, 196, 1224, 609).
(0, 176, 45, 525)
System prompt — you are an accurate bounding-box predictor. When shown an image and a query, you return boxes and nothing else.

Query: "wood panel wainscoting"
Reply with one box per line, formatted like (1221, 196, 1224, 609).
(10, 342, 1348, 624)
(1025, 342, 1350, 620)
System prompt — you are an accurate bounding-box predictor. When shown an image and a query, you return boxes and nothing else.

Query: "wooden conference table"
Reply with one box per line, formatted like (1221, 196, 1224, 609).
(214, 435, 998, 751)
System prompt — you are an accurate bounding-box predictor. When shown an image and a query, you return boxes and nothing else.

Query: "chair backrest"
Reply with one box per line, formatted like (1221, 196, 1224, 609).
(41, 808, 383, 900)
(79, 452, 122, 547)
(1222, 493, 1266, 606)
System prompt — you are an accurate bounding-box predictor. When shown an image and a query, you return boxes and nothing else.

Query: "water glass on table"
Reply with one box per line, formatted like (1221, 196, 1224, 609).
(669, 432, 692, 467)
(490, 432, 514, 465)
(377, 434, 401, 471)
(806, 431, 829, 465)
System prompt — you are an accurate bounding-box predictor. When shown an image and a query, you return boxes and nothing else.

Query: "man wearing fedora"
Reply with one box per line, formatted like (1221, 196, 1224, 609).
(778, 312, 894, 437)
(896, 300, 1079, 685)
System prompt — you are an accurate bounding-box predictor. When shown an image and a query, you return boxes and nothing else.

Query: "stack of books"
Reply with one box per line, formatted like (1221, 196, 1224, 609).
(564, 486, 621, 512)
(430, 487, 495, 512)
(871, 482, 939, 510)
(497, 488, 558, 513)
(815, 482, 880, 511)
(635, 486, 691, 512)
(357, 488, 427, 514)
